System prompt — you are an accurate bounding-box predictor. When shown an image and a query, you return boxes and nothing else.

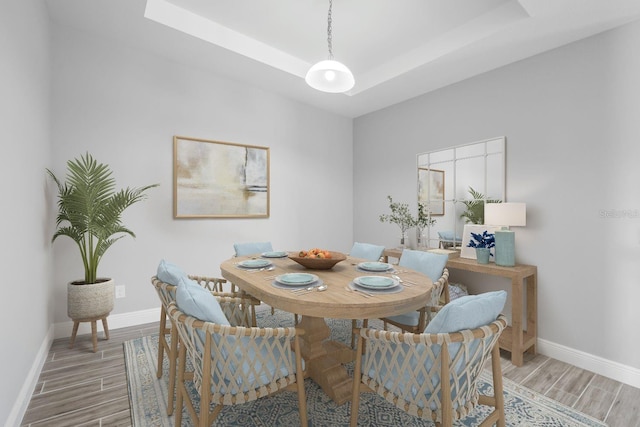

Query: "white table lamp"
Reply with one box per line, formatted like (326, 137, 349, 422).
(484, 203, 526, 267)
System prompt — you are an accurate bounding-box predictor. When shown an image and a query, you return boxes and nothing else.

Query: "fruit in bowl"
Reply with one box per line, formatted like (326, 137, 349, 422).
(290, 249, 346, 270)
(298, 248, 333, 259)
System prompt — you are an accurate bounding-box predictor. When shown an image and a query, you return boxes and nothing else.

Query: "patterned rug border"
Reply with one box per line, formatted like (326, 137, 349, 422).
(124, 311, 607, 427)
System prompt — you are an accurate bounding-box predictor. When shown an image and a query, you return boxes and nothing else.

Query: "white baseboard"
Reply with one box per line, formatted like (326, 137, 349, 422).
(53, 307, 161, 339)
(5, 325, 54, 427)
(537, 338, 640, 389)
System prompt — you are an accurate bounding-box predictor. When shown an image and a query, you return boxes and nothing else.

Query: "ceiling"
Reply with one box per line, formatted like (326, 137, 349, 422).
(45, 0, 640, 118)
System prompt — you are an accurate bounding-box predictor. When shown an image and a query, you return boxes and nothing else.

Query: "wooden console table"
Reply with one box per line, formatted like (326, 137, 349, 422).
(445, 257, 537, 366)
(382, 248, 537, 367)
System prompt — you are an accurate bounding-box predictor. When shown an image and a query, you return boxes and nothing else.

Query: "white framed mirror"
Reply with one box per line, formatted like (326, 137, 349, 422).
(417, 137, 506, 250)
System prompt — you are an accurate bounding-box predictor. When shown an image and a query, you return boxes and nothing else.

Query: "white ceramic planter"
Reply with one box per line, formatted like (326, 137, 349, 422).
(67, 278, 115, 320)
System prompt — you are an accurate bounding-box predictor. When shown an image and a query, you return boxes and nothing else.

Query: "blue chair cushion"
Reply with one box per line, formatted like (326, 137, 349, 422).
(350, 242, 385, 261)
(425, 290, 507, 334)
(385, 250, 448, 327)
(438, 231, 462, 242)
(368, 291, 506, 409)
(233, 241, 273, 256)
(399, 249, 448, 283)
(216, 336, 299, 394)
(175, 273, 297, 394)
(157, 259, 186, 286)
(176, 276, 230, 326)
(384, 311, 420, 327)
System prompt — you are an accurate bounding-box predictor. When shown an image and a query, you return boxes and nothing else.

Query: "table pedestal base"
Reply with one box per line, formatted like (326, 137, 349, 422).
(297, 316, 355, 405)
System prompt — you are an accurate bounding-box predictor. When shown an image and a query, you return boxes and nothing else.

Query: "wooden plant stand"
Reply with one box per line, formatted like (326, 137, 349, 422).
(69, 316, 110, 352)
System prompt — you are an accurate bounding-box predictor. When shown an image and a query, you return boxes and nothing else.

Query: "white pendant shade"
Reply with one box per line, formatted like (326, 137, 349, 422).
(305, 59, 355, 93)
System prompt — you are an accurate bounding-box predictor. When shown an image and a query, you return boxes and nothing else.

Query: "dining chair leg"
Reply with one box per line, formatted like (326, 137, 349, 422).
(350, 320, 358, 349)
(492, 344, 506, 427)
(156, 306, 167, 378)
(350, 334, 364, 427)
(175, 343, 186, 427)
(167, 324, 178, 415)
(294, 336, 308, 427)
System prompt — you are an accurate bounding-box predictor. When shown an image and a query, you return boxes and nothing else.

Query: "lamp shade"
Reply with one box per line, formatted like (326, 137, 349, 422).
(485, 203, 526, 227)
(305, 59, 355, 93)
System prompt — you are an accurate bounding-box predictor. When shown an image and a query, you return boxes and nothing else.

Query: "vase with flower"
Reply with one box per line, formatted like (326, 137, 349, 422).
(379, 195, 414, 248)
(467, 230, 495, 264)
(414, 202, 436, 248)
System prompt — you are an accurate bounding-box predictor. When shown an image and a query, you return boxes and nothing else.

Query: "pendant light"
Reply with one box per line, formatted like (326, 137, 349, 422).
(305, 0, 355, 93)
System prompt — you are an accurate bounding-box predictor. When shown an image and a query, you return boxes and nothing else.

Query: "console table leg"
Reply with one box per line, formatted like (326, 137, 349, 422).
(526, 274, 537, 355)
(511, 278, 524, 366)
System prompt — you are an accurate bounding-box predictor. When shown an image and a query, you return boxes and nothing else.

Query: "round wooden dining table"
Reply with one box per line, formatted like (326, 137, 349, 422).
(220, 253, 433, 405)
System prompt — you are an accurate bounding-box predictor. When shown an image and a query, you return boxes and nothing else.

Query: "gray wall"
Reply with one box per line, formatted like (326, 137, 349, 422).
(0, 0, 52, 425)
(4, 7, 353, 424)
(354, 20, 640, 376)
(48, 24, 354, 325)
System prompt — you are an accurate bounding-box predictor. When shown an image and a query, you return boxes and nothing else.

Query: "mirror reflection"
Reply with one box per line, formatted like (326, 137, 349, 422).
(416, 137, 506, 250)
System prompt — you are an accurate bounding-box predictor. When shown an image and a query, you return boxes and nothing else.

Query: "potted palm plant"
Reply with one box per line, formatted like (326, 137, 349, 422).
(48, 153, 158, 346)
(460, 187, 501, 225)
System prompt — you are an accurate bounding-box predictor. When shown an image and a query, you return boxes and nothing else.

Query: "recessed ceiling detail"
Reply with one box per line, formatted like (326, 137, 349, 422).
(145, 0, 530, 96)
(46, 0, 640, 117)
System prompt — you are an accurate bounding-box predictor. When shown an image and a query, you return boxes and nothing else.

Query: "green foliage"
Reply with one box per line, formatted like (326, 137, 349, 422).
(379, 196, 437, 237)
(459, 187, 501, 225)
(379, 196, 414, 235)
(47, 153, 158, 284)
(415, 201, 436, 230)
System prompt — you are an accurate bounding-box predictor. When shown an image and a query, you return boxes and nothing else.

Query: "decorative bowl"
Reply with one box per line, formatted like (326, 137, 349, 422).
(288, 251, 347, 270)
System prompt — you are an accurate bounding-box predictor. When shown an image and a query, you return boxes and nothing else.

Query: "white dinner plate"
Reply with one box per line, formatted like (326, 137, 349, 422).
(354, 276, 398, 290)
(357, 261, 393, 272)
(261, 251, 288, 258)
(276, 273, 318, 286)
(238, 259, 272, 269)
(349, 281, 404, 294)
(271, 279, 323, 291)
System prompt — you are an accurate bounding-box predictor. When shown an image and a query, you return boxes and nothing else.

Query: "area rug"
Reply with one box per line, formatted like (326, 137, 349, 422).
(124, 310, 606, 427)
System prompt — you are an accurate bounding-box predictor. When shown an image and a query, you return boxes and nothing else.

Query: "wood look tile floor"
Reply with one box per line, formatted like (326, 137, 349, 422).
(21, 320, 639, 427)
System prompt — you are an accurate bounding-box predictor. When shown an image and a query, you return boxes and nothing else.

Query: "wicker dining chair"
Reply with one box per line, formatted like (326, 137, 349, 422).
(381, 268, 450, 333)
(350, 314, 508, 427)
(233, 241, 277, 312)
(349, 242, 385, 261)
(349, 242, 386, 347)
(151, 276, 258, 415)
(168, 301, 308, 427)
(378, 249, 450, 334)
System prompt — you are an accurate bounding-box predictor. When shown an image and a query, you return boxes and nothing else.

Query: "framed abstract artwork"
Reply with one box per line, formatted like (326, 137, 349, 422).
(418, 168, 445, 216)
(173, 136, 270, 218)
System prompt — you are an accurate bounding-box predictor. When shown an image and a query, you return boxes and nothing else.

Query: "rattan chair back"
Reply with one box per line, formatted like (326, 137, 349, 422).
(151, 276, 257, 415)
(351, 314, 507, 427)
(168, 301, 308, 427)
(382, 268, 450, 333)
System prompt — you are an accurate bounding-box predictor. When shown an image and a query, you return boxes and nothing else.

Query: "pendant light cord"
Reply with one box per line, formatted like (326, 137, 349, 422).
(327, 0, 333, 60)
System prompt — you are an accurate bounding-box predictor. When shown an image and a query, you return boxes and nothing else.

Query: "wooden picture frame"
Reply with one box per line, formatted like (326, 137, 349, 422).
(173, 136, 270, 218)
(418, 168, 445, 216)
